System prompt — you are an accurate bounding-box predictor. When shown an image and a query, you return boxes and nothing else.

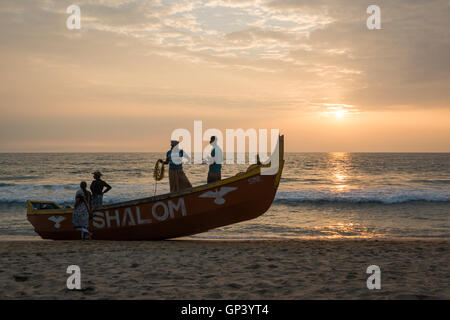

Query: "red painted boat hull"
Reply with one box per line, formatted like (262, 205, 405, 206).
(27, 136, 284, 240)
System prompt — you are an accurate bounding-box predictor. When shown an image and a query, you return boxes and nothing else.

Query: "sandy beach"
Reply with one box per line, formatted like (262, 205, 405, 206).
(0, 239, 448, 300)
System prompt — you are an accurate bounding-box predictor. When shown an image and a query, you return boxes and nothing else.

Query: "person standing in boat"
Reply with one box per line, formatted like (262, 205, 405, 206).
(73, 181, 92, 240)
(206, 136, 222, 184)
(90, 171, 112, 208)
(163, 140, 192, 193)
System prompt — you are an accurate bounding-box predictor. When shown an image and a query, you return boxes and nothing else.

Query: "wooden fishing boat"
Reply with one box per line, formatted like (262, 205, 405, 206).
(27, 136, 285, 240)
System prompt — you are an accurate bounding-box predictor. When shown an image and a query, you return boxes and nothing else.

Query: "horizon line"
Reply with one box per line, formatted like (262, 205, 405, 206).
(0, 151, 449, 154)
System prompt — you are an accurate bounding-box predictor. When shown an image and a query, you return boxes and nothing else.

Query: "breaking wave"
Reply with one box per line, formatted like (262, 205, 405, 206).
(275, 188, 450, 204)
(0, 183, 167, 205)
(0, 184, 449, 206)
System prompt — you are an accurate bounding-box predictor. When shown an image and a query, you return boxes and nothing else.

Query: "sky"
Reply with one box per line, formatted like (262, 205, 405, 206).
(0, 0, 449, 152)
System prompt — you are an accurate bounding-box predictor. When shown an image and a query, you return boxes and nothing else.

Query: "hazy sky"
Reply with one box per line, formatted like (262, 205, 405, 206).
(0, 0, 449, 152)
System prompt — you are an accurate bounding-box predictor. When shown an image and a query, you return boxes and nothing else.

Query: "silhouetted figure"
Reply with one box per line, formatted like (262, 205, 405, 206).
(73, 181, 92, 240)
(164, 140, 192, 193)
(206, 136, 222, 184)
(90, 171, 111, 208)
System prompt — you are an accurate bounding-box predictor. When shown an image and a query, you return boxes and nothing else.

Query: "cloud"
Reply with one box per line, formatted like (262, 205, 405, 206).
(263, 0, 450, 109)
(0, 0, 448, 151)
(1, 0, 448, 110)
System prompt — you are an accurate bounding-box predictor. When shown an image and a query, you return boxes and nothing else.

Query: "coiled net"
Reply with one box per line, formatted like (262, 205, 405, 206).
(153, 159, 165, 181)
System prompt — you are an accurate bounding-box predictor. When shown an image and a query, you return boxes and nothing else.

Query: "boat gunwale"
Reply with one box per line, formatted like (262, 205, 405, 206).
(26, 166, 266, 215)
(100, 165, 263, 210)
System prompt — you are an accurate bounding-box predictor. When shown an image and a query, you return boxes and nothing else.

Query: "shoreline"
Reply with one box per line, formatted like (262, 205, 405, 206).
(1, 239, 448, 299)
(0, 235, 449, 242)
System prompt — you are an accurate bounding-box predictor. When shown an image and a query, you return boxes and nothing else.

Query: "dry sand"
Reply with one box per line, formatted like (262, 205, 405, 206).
(0, 239, 448, 299)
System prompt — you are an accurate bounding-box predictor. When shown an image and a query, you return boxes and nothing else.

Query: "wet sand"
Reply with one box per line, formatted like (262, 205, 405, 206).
(0, 239, 448, 299)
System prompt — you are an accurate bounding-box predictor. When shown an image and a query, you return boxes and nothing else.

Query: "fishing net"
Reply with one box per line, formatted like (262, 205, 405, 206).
(153, 159, 165, 181)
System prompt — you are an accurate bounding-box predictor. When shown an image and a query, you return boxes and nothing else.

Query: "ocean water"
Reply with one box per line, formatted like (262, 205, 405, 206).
(0, 153, 449, 240)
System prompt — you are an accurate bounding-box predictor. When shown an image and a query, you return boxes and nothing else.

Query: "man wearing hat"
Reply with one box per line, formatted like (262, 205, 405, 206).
(206, 136, 222, 184)
(164, 140, 192, 193)
(90, 171, 112, 208)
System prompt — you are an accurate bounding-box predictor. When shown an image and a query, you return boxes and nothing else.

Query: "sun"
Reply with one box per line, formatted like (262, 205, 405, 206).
(335, 110, 346, 118)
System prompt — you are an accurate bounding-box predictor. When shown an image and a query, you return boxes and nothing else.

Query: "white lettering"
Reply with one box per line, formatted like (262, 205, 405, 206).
(66, 5, 81, 30)
(366, 265, 381, 289)
(66, 265, 81, 290)
(92, 211, 105, 228)
(152, 202, 169, 221)
(122, 208, 136, 226)
(170, 121, 279, 169)
(181, 304, 215, 317)
(226, 128, 257, 164)
(367, 5, 381, 30)
(194, 120, 203, 164)
(168, 198, 187, 218)
(171, 129, 191, 164)
(136, 206, 152, 224)
(106, 210, 120, 228)
(261, 130, 280, 176)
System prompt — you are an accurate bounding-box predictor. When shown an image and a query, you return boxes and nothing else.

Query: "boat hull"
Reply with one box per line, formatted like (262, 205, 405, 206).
(27, 136, 284, 240)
